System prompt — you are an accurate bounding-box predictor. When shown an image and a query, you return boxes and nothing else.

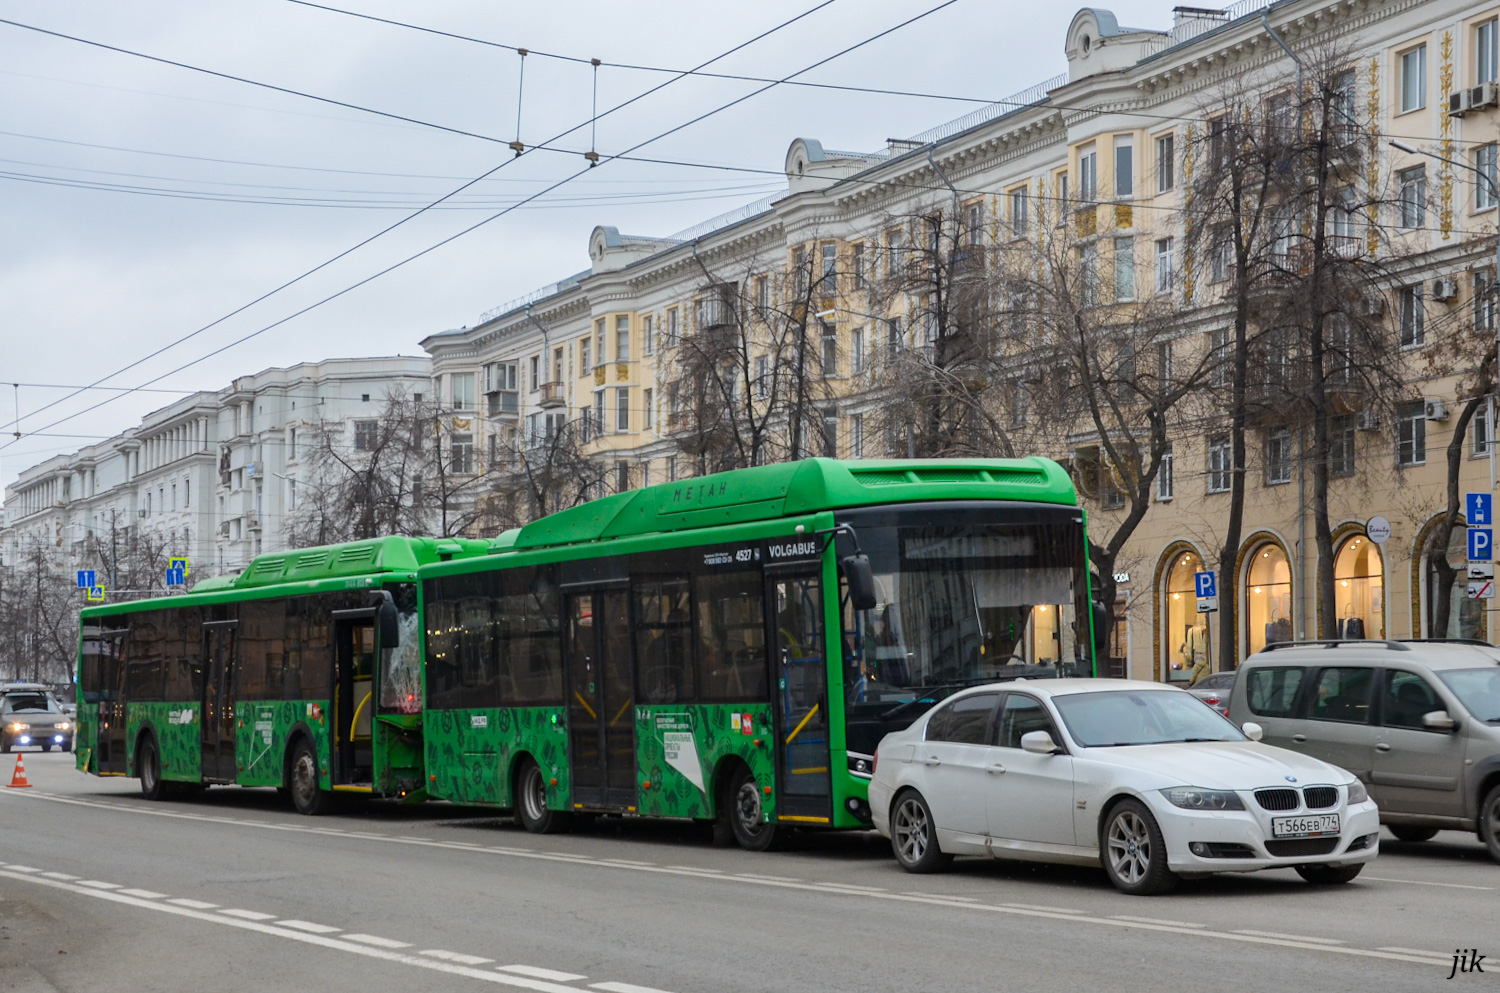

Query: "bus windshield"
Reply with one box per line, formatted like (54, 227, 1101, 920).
(842, 514, 1089, 715)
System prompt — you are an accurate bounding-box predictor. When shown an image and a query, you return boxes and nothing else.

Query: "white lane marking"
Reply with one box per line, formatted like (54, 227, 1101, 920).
(4, 866, 41, 873)
(1363, 875, 1494, 891)
(118, 888, 167, 899)
(599, 858, 654, 867)
(421, 950, 495, 966)
(818, 883, 886, 892)
(167, 898, 217, 910)
(2, 790, 1461, 971)
(76, 880, 121, 889)
(904, 892, 979, 902)
(666, 865, 721, 873)
(1235, 930, 1344, 945)
(220, 909, 277, 921)
(0, 870, 612, 993)
(1378, 946, 1455, 962)
(1113, 915, 1206, 929)
(277, 919, 341, 934)
(40, 872, 80, 880)
(398, 836, 430, 842)
(734, 872, 801, 882)
(499, 965, 588, 981)
(343, 934, 412, 949)
(590, 983, 676, 993)
(1003, 903, 1084, 914)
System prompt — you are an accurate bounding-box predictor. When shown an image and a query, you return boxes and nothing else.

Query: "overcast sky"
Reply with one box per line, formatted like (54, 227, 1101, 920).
(0, 0, 1171, 495)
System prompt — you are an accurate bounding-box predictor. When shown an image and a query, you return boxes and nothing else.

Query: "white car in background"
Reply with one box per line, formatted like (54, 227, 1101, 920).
(868, 679, 1379, 894)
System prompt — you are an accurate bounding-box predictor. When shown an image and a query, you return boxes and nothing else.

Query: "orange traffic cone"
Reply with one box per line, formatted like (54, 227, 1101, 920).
(7, 754, 32, 788)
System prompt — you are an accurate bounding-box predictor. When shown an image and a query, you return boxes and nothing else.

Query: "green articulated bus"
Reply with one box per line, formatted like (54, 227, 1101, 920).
(74, 457, 1098, 848)
(417, 457, 1099, 850)
(75, 536, 491, 812)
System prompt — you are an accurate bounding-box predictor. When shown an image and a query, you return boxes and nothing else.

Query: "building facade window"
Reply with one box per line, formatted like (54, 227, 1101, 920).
(1208, 435, 1231, 492)
(354, 420, 378, 452)
(850, 412, 864, 458)
(616, 388, 630, 432)
(1245, 544, 1293, 655)
(450, 373, 476, 411)
(1154, 237, 1174, 294)
(1398, 285, 1425, 347)
(1078, 143, 1098, 201)
(850, 327, 865, 374)
(1113, 135, 1133, 198)
(1397, 401, 1426, 466)
(1113, 236, 1135, 301)
(1079, 244, 1098, 306)
(615, 315, 631, 362)
(449, 433, 473, 474)
(580, 337, 591, 374)
(1398, 166, 1427, 228)
(821, 410, 838, 458)
(755, 355, 769, 399)
(1476, 144, 1498, 210)
(850, 245, 865, 289)
(1477, 269, 1497, 334)
(966, 201, 984, 245)
(820, 243, 837, 294)
(1155, 132, 1174, 192)
(1009, 187, 1029, 238)
(594, 390, 606, 435)
(1335, 536, 1384, 638)
(1209, 326, 1230, 389)
(1157, 443, 1174, 501)
(1163, 550, 1209, 683)
(643, 314, 654, 355)
(821, 325, 838, 377)
(643, 388, 653, 430)
(1400, 44, 1427, 112)
(1266, 427, 1293, 484)
(1331, 415, 1356, 476)
(1478, 18, 1498, 84)
(1473, 398, 1491, 458)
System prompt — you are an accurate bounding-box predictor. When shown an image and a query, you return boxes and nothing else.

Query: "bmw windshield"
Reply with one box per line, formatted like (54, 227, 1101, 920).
(1053, 690, 1245, 747)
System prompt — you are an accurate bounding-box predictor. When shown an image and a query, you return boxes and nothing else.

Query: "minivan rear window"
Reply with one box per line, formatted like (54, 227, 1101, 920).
(1245, 666, 1303, 717)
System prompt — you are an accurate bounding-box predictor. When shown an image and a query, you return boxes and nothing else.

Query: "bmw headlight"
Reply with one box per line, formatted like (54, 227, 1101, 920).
(1347, 780, 1369, 804)
(1162, 787, 1245, 811)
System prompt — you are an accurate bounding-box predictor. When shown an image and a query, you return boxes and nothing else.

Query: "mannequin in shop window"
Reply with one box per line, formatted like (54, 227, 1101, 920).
(1182, 622, 1211, 684)
(1339, 603, 1365, 640)
(1265, 600, 1292, 648)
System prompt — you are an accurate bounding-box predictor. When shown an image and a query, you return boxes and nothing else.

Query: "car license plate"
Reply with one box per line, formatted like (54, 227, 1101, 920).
(1271, 814, 1340, 838)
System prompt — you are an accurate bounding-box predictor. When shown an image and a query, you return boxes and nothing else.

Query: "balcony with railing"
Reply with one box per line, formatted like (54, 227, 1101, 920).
(538, 382, 567, 408)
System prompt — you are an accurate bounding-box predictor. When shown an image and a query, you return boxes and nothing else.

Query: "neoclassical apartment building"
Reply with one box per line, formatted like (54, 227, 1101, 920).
(2, 357, 431, 582)
(423, 0, 1498, 682)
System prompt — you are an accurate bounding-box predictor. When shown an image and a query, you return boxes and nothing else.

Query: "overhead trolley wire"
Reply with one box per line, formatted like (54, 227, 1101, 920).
(0, 0, 841, 439)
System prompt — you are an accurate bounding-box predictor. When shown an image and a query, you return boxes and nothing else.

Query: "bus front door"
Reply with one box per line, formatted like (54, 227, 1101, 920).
(769, 572, 832, 822)
(333, 616, 376, 786)
(565, 590, 635, 810)
(201, 622, 238, 782)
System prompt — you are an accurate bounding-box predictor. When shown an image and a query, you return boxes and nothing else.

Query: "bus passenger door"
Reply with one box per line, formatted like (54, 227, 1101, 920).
(96, 632, 129, 775)
(565, 589, 636, 810)
(769, 571, 832, 822)
(201, 622, 238, 782)
(333, 615, 376, 786)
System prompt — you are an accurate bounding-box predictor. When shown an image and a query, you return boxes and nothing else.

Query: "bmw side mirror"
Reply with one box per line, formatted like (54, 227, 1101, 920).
(1020, 730, 1059, 755)
(841, 554, 878, 611)
(1421, 710, 1458, 732)
(1241, 722, 1264, 742)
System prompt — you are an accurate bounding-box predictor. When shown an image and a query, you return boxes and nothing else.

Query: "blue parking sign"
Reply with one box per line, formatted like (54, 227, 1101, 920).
(1194, 571, 1217, 598)
(1469, 528, 1493, 562)
(1469, 493, 1493, 527)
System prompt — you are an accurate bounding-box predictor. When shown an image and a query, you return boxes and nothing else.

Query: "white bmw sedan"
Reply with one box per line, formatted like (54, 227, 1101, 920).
(868, 679, 1379, 894)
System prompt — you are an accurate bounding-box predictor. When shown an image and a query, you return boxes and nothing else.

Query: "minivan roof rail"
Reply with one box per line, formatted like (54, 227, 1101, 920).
(1261, 639, 1410, 652)
(1394, 638, 1495, 646)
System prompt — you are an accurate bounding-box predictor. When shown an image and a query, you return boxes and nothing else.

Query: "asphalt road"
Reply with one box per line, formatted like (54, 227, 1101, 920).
(2, 751, 1497, 993)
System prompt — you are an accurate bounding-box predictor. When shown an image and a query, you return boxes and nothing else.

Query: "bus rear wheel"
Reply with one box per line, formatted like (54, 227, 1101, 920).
(289, 740, 334, 816)
(515, 758, 569, 834)
(724, 766, 786, 852)
(138, 736, 172, 802)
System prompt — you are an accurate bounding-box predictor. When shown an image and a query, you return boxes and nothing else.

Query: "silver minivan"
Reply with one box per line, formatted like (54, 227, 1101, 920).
(1227, 640, 1500, 862)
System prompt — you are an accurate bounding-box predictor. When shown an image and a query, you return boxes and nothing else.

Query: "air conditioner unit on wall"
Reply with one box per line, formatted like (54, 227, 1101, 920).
(1425, 399, 1450, 421)
(1363, 295, 1385, 317)
(1355, 410, 1379, 431)
(1450, 89, 1475, 117)
(1432, 278, 1459, 301)
(1452, 82, 1500, 116)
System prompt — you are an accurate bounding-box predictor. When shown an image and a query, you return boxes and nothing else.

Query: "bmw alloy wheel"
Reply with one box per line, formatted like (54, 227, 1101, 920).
(893, 796, 931, 864)
(1107, 810, 1151, 884)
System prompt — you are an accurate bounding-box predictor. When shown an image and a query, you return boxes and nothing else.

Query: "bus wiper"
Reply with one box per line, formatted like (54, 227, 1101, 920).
(878, 683, 972, 721)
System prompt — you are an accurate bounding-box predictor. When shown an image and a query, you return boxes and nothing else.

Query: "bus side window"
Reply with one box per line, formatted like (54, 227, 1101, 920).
(695, 569, 767, 702)
(634, 577, 694, 705)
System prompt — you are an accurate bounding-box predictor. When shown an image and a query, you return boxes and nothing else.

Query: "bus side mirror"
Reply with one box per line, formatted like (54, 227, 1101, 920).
(377, 595, 400, 648)
(841, 554, 878, 611)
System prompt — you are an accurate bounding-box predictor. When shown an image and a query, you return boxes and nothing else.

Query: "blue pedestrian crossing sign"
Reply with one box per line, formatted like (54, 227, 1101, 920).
(75, 570, 95, 589)
(1194, 571, 1217, 599)
(86, 586, 106, 603)
(1469, 528, 1493, 562)
(1469, 493, 1493, 527)
(169, 556, 189, 575)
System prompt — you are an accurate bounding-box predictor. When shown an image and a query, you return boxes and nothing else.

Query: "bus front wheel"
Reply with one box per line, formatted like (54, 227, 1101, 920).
(724, 766, 786, 852)
(515, 759, 569, 834)
(289, 740, 334, 816)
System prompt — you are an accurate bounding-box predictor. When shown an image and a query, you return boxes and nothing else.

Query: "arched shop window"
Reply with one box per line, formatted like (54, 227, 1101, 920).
(1163, 550, 1209, 683)
(1425, 529, 1483, 639)
(1245, 544, 1293, 656)
(1333, 536, 1383, 640)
